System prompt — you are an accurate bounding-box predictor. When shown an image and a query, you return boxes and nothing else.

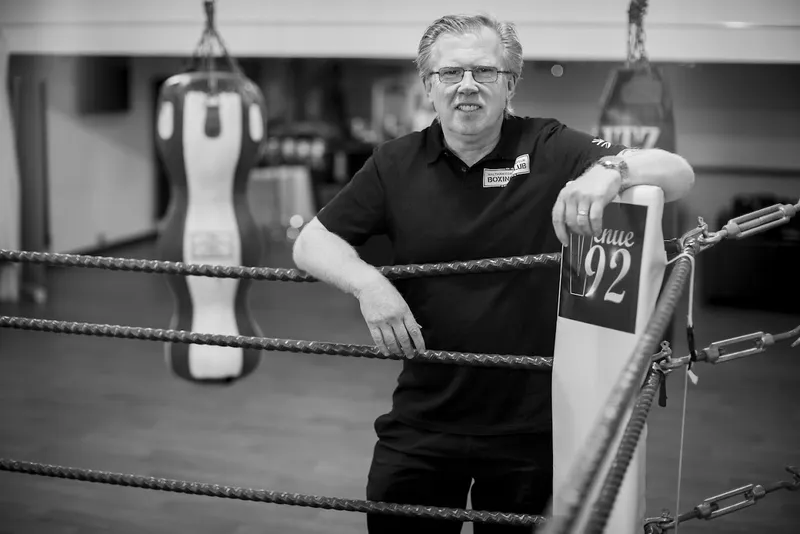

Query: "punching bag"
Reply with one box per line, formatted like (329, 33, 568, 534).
(597, 0, 677, 239)
(597, 66, 674, 153)
(597, 0, 678, 347)
(155, 0, 266, 384)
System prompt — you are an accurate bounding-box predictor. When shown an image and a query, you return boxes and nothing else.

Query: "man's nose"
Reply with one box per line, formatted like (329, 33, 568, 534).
(457, 71, 479, 93)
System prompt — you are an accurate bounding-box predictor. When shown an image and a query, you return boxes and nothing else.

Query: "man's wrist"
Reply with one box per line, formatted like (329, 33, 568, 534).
(596, 156, 631, 192)
(351, 266, 388, 300)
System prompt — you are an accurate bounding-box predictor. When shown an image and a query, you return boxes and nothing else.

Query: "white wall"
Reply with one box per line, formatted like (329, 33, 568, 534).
(2, 1, 797, 253)
(1, 0, 799, 63)
(10, 55, 186, 252)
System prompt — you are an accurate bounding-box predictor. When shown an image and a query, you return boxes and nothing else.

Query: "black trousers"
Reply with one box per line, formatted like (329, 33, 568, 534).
(366, 414, 552, 533)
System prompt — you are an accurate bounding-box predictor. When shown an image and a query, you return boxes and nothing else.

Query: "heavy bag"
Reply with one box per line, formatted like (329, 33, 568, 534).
(597, 65, 675, 153)
(597, 63, 679, 346)
(155, 70, 266, 384)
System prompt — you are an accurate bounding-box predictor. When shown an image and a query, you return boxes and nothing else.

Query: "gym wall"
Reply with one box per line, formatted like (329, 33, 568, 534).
(1, 0, 798, 253)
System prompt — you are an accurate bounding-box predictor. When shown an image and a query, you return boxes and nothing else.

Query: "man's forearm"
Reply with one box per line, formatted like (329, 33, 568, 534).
(292, 218, 385, 299)
(619, 148, 695, 202)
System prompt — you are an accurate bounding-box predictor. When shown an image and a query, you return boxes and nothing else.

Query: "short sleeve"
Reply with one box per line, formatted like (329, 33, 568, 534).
(542, 122, 630, 180)
(315, 153, 388, 246)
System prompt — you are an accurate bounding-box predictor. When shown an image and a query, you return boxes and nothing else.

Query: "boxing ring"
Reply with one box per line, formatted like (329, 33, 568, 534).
(1, 1, 798, 531)
(1, 197, 798, 533)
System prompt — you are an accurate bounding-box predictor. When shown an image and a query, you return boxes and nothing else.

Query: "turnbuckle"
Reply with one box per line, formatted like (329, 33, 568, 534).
(693, 483, 764, 521)
(691, 466, 800, 521)
(646, 483, 764, 530)
(643, 466, 800, 533)
(702, 331, 773, 364)
(699, 200, 800, 249)
(657, 325, 800, 371)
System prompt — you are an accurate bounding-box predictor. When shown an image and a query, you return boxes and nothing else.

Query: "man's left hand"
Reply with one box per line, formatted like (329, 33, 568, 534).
(552, 166, 621, 248)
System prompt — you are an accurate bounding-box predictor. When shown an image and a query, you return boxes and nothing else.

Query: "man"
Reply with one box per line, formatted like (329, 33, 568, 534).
(292, 13, 694, 533)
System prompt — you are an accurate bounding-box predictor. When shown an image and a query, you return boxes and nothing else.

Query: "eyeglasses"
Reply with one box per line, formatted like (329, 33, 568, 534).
(428, 66, 512, 84)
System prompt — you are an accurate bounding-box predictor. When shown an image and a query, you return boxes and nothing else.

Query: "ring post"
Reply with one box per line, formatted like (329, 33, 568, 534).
(551, 185, 667, 532)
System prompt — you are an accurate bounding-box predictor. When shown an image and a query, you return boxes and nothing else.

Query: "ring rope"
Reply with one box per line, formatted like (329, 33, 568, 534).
(0, 249, 562, 282)
(0, 369, 663, 527)
(584, 365, 666, 534)
(0, 316, 553, 371)
(542, 244, 697, 534)
(3, 201, 797, 529)
(0, 458, 546, 526)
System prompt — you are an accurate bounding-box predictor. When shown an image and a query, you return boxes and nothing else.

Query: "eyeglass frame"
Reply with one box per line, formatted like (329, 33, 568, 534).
(427, 66, 514, 84)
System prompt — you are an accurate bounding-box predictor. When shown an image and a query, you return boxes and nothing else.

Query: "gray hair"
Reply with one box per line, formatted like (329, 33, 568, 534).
(414, 14, 523, 114)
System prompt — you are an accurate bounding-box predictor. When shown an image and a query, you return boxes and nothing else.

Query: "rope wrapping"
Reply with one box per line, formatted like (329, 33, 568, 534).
(0, 249, 561, 282)
(584, 366, 665, 534)
(0, 316, 552, 371)
(0, 458, 545, 526)
(542, 244, 696, 534)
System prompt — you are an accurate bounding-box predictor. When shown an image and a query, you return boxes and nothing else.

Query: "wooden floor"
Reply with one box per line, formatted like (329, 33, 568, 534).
(0, 237, 798, 534)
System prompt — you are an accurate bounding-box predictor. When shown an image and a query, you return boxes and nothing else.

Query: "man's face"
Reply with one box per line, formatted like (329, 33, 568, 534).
(425, 27, 516, 138)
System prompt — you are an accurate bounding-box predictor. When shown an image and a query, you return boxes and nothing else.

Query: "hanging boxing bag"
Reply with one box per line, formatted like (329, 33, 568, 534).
(597, 0, 677, 234)
(155, 1, 266, 384)
(597, 0, 678, 347)
(597, 65, 675, 154)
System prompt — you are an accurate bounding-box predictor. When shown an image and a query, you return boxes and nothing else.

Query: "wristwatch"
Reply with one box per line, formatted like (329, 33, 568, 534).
(597, 156, 630, 191)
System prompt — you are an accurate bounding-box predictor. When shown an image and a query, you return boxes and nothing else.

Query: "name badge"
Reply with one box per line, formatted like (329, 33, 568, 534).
(513, 154, 530, 176)
(483, 168, 514, 188)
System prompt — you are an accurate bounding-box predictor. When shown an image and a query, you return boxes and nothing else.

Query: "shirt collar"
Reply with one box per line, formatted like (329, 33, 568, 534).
(425, 115, 521, 164)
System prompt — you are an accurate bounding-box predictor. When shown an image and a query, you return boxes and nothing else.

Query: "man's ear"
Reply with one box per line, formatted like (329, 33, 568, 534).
(506, 76, 518, 100)
(423, 78, 435, 110)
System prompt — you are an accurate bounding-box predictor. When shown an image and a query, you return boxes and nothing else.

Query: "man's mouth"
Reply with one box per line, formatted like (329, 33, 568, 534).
(455, 104, 481, 112)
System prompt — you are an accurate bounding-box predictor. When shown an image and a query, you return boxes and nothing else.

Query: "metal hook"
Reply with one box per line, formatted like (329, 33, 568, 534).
(772, 325, 800, 348)
(786, 466, 800, 489)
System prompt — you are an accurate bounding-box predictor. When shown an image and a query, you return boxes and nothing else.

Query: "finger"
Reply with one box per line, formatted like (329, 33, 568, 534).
(564, 196, 580, 236)
(589, 200, 604, 236)
(404, 314, 426, 356)
(391, 319, 415, 359)
(551, 196, 569, 247)
(576, 202, 592, 236)
(380, 324, 403, 356)
(368, 325, 390, 357)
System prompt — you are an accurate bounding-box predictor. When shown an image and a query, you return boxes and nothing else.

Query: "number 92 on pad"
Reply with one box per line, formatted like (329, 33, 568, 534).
(558, 203, 648, 334)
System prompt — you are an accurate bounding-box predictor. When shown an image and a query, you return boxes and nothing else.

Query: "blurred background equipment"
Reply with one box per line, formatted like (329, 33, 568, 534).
(596, 0, 679, 345)
(155, 0, 266, 384)
(0, 29, 22, 302)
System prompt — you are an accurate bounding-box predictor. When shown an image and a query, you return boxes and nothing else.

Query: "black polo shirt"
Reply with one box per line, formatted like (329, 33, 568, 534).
(316, 115, 626, 435)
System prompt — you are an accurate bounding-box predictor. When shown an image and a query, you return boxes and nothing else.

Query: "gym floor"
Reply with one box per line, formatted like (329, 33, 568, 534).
(0, 237, 797, 533)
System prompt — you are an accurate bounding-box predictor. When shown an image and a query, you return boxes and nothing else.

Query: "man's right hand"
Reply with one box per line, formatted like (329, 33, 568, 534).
(356, 278, 425, 359)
